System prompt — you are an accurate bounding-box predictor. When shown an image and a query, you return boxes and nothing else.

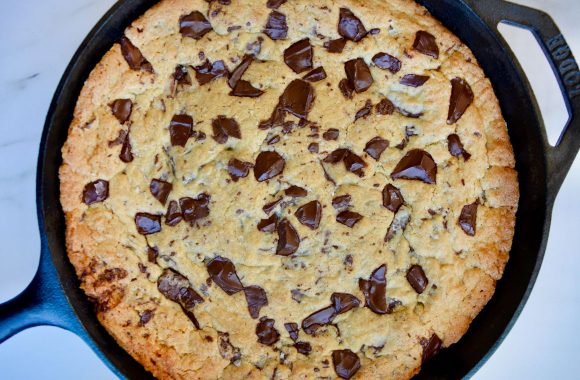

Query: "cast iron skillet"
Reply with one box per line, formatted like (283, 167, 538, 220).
(1, 0, 579, 378)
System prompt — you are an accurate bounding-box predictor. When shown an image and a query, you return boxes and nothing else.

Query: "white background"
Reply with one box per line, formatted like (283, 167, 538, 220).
(0, 0, 578, 379)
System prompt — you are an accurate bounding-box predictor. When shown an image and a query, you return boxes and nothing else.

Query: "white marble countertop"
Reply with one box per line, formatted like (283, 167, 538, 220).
(0, 0, 578, 378)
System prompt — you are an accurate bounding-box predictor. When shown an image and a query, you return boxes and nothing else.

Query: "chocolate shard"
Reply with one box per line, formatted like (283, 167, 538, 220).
(150, 179, 173, 205)
(212, 115, 241, 144)
(230, 80, 264, 97)
(332, 349, 361, 379)
(323, 128, 339, 141)
(227, 158, 253, 181)
(345, 58, 373, 93)
(279, 79, 315, 119)
(294, 200, 322, 230)
(303, 67, 327, 82)
(207, 256, 244, 295)
(364, 137, 389, 160)
(264, 11, 288, 40)
(324, 38, 347, 53)
(256, 317, 280, 345)
(180, 11, 213, 40)
(276, 218, 300, 256)
(284, 39, 313, 73)
(263, 198, 283, 215)
(284, 322, 300, 341)
(119, 36, 153, 72)
(110, 99, 132, 124)
(372, 52, 401, 73)
(331, 292, 360, 314)
(382, 184, 404, 213)
(421, 333, 442, 362)
(343, 150, 367, 177)
(359, 264, 388, 314)
(228, 55, 253, 89)
(339, 78, 354, 99)
(413, 30, 439, 59)
(338, 8, 367, 42)
(119, 133, 134, 163)
(244, 285, 268, 319)
(157, 268, 204, 329)
(400, 74, 430, 87)
(285, 185, 307, 198)
(447, 77, 474, 124)
(83, 180, 109, 205)
(254, 151, 285, 182)
(406, 265, 428, 294)
(179, 193, 211, 224)
(193, 59, 228, 85)
(302, 306, 336, 335)
(165, 200, 183, 226)
(294, 341, 312, 355)
(257, 214, 279, 232)
(458, 201, 478, 236)
(447, 133, 471, 160)
(332, 195, 351, 210)
(355, 99, 373, 120)
(336, 210, 363, 228)
(135, 213, 161, 235)
(169, 114, 194, 147)
(267, 0, 287, 9)
(391, 149, 437, 184)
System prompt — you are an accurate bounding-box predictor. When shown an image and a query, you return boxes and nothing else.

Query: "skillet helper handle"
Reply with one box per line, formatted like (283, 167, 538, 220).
(468, 0, 580, 198)
(0, 245, 83, 343)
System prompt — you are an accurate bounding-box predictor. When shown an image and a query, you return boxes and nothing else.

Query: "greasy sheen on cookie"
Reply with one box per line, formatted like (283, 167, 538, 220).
(60, 0, 519, 378)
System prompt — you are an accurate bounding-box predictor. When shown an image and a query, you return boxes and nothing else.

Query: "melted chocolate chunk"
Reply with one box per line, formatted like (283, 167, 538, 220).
(303, 67, 327, 82)
(331, 293, 360, 314)
(119, 133, 133, 163)
(421, 334, 442, 362)
(83, 180, 109, 205)
(324, 38, 347, 53)
(135, 213, 161, 235)
(150, 179, 172, 205)
(227, 158, 253, 181)
(294, 200, 322, 230)
(447, 77, 474, 124)
(173, 65, 192, 85)
(207, 256, 244, 295)
(400, 74, 430, 87)
(294, 341, 312, 355)
(230, 80, 264, 97)
(458, 201, 478, 236)
(279, 79, 315, 119)
(284, 39, 313, 73)
(108, 130, 127, 147)
(212, 116, 241, 144)
(372, 52, 401, 73)
(165, 200, 183, 226)
(364, 137, 389, 160)
(257, 214, 279, 232)
(228, 55, 253, 89)
(110, 99, 132, 124)
(264, 11, 288, 40)
(119, 36, 153, 72)
(169, 114, 193, 147)
(302, 306, 336, 335)
(336, 210, 363, 228)
(254, 151, 285, 182)
(284, 322, 300, 341)
(285, 185, 307, 198)
(180, 11, 213, 40)
(157, 268, 204, 328)
(256, 317, 280, 345)
(382, 184, 404, 213)
(376, 98, 395, 115)
(276, 218, 300, 256)
(359, 264, 388, 314)
(406, 265, 428, 294)
(338, 8, 367, 42)
(339, 78, 354, 99)
(179, 194, 211, 224)
(332, 195, 351, 209)
(194, 60, 228, 85)
(355, 99, 373, 120)
(332, 349, 361, 379)
(447, 133, 471, 160)
(323, 128, 339, 141)
(244, 285, 268, 319)
(263, 198, 283, 215)
(345, 58, 373, 93)
(267, 0, 286, 9)
(391, 149, 437, 184)
(413, 30, 439, 59)
(308, 142, 319, 153)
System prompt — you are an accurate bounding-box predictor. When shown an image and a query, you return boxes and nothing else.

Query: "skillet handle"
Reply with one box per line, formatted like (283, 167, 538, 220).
(0, 244, 83, 343)
(468, 0, 580, 199)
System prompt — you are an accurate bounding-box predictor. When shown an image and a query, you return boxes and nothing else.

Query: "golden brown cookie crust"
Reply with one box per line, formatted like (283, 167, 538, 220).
(59, 0, 519, 379)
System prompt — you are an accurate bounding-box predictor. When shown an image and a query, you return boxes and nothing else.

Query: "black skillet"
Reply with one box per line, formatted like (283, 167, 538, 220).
(1, 0, 579, 378)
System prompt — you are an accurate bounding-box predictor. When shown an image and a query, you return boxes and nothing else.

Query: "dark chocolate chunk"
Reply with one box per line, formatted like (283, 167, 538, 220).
(285, 185, 307, 198)
(338, 78, 354, 99)
(139, 310, 154, 326)
(228, 55, 253, 89)
(276, 218, 300, 256)
(230, 80, 264, 97)
(382, 184, 404, 213)
(150, 179, 172, 205)
(303, 67, 327, 82)
(308, 142, 319, 153)
(331, 293, 360, 314)
(264, 11, 288, 40)
(83, 180, 109, 205)
(400, 74, 430, 87)
(324, 38, 347, 53)
(165, 200, 183, 226)
(332, 349, 361, 379)
(324, 148, 348, 164)
(212, 115, 241, 144)
(369, 28, 380, 35)
(135, 213, 161, 235)
(258, 214, 279, 232)
(207, 256, 244, 295)
(336, 210, 363, 228)
(372, 52, 401, 73)
(447, 77, 474, 124)
(294, 200, 322, 230)
(391, 149, 437, 184)
(256, 317, 280, 345)
(267, 0, 286, 9)
(376, 98, 395, 115)
(406, 265, 428, 294)
(157, 268, 204, 328)
(147, 246, 159, 263)
(364, 137, 389, 160)
(302, 306, 336, 335)
(263, 198, 283, 215)
(421, 334, 442, 362)
(284, 322, 300, 341)
(413, 30, 439, 59)
(332, 195, 351, 209)
(119, 133, 133, 163)
(359, 264, 388, 314)
(345, 58, 373, 93)
(323, 128, 339, 141)
(447, 134, 471, 160)
(194, 59, 228, 85)
(458, 202, 478, 236)
(355, 99, 373, 120)
(254, 151, 285, 182)
(169, 114, 193, 147)
(173, 65, 192, 85)
(343, 150, 367, 176)
(284, 39, 313, 73)
(294, 341, 312, 355)
(119, 36, 153, 72)
(227, 158, 253, 181)
(338, 8, 367, 42)
(179, 193, 211, 223)
(180, 11, 213, 40)
(267, 135, 281, 145)
(279, 79, 315, 119)
(110, 99, 132, 124)
(108, 130, 127, 147)
(244, 285, 268, 318)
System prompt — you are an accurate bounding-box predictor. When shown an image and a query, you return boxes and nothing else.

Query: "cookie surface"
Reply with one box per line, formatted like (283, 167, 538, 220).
(59, 0, 519, 378)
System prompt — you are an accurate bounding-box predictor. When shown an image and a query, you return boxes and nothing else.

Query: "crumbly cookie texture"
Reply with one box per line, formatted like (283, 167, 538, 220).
(59, 0, 518, 378)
